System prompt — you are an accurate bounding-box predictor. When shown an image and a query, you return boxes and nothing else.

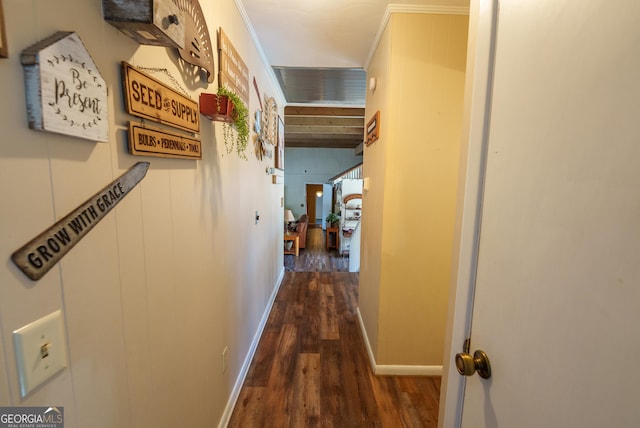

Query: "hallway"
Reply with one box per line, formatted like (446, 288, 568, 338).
(228, 229, 441, 426)
(284, 227, 349, 272)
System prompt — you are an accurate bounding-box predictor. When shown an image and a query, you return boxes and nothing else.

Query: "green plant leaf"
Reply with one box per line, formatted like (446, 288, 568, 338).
(217, 86, 249, 160)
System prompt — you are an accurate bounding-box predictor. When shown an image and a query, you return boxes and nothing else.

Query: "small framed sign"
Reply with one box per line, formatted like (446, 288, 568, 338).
(366, 110, 380, 146)
(122, 62, 200, 134)
(128, 122, 201, 160)
(275, 115, 285, 170)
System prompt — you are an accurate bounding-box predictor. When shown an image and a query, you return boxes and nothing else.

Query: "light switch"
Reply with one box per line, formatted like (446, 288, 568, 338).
(13, 310, 67, 397)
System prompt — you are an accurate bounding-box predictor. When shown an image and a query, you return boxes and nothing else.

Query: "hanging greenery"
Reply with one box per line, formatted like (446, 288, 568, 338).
(217, 86, 249, 160)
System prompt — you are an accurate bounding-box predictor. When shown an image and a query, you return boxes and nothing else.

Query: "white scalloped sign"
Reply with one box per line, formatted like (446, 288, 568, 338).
(21, 31, 109, 142)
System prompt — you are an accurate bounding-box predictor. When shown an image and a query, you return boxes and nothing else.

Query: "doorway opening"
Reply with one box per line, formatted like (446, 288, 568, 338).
(305, 183, 324, 227)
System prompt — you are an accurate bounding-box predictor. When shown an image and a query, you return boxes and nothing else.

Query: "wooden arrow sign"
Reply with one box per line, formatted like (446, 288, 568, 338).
(12, 162, 150, 281)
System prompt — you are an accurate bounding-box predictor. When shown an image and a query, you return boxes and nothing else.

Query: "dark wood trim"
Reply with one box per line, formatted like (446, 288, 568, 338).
(343, 193, 362, 204)
(285, 116, 364, 127)
(284, 106, 365, 117)
(0, 0, 7, 58)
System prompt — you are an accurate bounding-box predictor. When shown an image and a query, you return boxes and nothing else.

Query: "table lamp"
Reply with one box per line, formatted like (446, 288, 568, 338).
(284, 209, 296, 234)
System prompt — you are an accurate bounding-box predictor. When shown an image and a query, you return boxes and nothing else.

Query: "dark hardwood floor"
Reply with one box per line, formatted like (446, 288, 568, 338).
(284, 226, 349, 272)
(228, 227, 441, 427)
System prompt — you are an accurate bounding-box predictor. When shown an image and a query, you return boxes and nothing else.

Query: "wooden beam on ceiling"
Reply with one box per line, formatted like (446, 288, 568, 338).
(284, 106, 365, 117)
(285, 132, 361, 140)
(284, 116, 364, 127)
(286, 125, 363, 135)
(283, 106, 365, 150)
(285, 139, 362, 149)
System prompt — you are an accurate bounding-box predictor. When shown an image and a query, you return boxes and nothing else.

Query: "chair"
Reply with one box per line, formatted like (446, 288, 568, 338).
(295, 214, 309, 249)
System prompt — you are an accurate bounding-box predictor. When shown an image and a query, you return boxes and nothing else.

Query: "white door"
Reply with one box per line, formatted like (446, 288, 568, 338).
(322, 183, 332, 230)
(444, 0, 640, 427)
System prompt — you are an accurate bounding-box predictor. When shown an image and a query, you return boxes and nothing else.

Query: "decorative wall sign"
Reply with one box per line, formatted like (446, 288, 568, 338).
(128, 122, 201, 160)
(263, 96, 278, 146)
(102, 0, 185, 49)
(122, 62, 199, 133)
(366, 110, 380, 146)
(254, 109, 262, 135)
(253, 77, 262, 110)
(218, 28, 249, 107)
(254, 109, 271, 161)
(21, 32, 109, 142)
(0, 0, 8, 58)
(11, 162, 150, 281)
(275, 115, 285, 170)
(174, 0, 214, 83)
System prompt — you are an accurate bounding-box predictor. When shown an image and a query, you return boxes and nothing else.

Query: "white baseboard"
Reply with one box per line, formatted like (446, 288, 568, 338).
(356, 307, 443, 377)
(217, 266, 285, 428)
(375, 364, 443, 376)
(356, 307, 378, 373)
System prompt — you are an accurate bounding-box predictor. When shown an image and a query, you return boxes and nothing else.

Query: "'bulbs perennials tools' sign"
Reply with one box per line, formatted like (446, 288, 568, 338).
(128, 122, 202, 160)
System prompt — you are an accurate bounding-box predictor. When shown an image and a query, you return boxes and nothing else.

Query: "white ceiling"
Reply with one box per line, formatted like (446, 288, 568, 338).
(239, 0, 470, 70)
(236, 0, 470, 147)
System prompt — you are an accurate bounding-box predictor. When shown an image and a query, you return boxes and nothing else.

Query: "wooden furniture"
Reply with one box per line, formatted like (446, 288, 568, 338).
(295, 214, 309, 249)
(326, 227, 339, 251)
(341, 193, 362, 255)
(284, 233, 299, 256)
(102, 0, 185, 49)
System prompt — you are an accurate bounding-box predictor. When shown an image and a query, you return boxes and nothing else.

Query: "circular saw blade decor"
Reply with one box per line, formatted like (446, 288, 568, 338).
(173, 0, 214, 83)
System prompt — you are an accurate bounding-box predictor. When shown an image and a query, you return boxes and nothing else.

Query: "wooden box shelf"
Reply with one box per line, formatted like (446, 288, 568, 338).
(102, 0, 185, 49)
(326, 227, 339, 251)
(284, 233, 299, 256)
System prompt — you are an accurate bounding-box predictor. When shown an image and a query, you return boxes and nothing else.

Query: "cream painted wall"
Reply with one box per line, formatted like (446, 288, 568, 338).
(284, 147, 361, 219)
(0, 0, 284, 426)
(360, 13, 468, 366)
(359, 18, 392, 360)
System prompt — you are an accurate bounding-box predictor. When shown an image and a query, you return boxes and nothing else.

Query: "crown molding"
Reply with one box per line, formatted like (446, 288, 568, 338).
(364, 3, 470, 70)
(233, 0, 288, 107)
(388, 3, 470, 15)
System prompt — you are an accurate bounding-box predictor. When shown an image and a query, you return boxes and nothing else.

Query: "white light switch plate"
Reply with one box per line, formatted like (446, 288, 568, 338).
(13, 310, 67, 397)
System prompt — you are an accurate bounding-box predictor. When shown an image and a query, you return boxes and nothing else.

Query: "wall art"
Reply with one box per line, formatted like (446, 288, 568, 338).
(218, 28, 249, 106)
(128, 122, 201, 160)
(275, 115, 285, 170)
(366, 110, 380, 146)
(263, 96, 278, 146)
(122, 62, 199, 133)
(12, 162, 150, 281)
(175, 0, 214, 82)
(21, 32, 109, 142)
(102, 0, 185, 49)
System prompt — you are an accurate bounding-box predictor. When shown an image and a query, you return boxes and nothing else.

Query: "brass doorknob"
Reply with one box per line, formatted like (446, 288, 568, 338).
(455, 349, 491, 379)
